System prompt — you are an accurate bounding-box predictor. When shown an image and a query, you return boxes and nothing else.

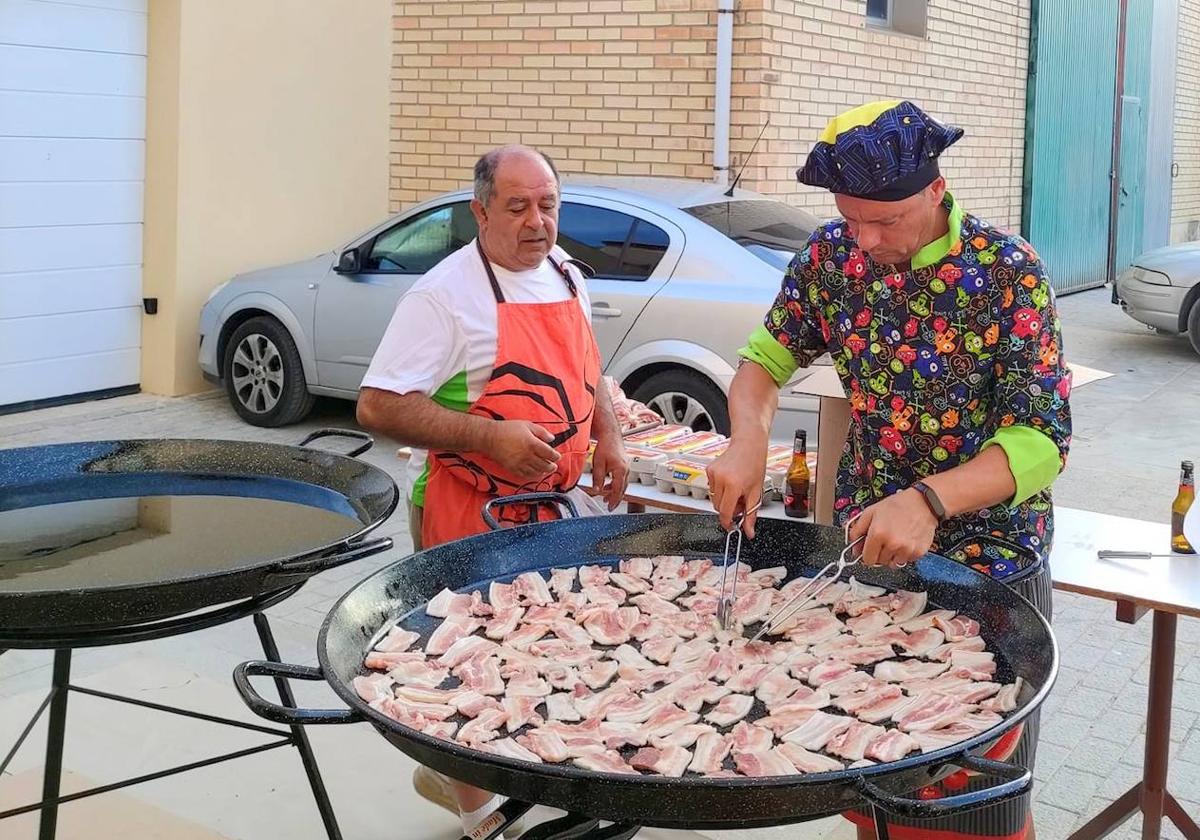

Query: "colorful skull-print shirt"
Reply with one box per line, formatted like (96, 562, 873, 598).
(740, 194, 1072, 576)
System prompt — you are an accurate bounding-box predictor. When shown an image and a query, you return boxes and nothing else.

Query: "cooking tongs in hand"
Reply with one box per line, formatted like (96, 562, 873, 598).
(747, 513, 866, 643)
(716, 501, 762, 630)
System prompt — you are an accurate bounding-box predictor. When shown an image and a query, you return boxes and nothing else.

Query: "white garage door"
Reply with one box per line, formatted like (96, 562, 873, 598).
(0, 0, 146, 410)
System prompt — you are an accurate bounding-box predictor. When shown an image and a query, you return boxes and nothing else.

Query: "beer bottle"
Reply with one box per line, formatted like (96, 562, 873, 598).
(784, 430, 811, 519)
(1172, 460, 1196, 554)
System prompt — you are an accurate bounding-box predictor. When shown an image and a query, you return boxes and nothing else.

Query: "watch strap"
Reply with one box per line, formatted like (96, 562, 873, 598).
(912, 480, 947, 523)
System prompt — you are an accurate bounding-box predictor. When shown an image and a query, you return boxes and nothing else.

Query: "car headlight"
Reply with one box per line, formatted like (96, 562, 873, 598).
(205, 279, 231, 304)
(1131, 267, 1171, 286)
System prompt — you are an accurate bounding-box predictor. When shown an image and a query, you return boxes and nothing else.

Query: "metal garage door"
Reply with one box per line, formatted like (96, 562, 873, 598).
(0, 0, 145, 410)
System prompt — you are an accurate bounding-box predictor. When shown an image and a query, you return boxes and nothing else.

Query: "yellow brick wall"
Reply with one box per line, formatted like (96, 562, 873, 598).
(389, 1, 768, 211)
(1172, 0, 1200, 243)
(389, 1, 1030, 232)
(745, 0, 1030, 230)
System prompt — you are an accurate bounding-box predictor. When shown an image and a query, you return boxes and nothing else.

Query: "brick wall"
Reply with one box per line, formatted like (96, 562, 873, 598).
(1172, 0, 1200, 243)
(389, 0, 1030, 232)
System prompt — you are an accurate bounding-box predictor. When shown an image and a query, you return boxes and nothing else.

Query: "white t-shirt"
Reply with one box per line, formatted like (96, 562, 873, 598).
(361, 240, 592, 498)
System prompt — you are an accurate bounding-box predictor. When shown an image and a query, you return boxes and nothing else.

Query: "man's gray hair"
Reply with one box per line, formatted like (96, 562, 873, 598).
(473, 145, 560, 206)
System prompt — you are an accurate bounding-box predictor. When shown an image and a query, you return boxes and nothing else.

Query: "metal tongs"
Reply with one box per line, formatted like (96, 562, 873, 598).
(747, 512, 867, 643)
(716, 501, 762, 630)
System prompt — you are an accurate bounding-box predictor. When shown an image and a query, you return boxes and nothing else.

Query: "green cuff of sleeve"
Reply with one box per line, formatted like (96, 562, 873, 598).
(737, 324, 800, 387)
(981, 425, 1062, 506)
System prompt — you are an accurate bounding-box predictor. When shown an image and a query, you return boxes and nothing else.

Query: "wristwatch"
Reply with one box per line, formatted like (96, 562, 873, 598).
(911, 481, 947, 524)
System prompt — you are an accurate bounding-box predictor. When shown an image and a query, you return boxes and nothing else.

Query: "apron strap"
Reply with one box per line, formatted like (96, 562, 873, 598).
(476, 239, 585, 300)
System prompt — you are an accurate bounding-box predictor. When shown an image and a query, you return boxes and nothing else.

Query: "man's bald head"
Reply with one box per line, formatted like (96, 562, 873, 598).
(470, 145, 561, 271)
(473, 145, 560, 206)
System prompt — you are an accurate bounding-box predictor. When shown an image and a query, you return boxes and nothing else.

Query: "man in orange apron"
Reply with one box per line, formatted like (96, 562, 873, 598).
(358, 145, 629, 834)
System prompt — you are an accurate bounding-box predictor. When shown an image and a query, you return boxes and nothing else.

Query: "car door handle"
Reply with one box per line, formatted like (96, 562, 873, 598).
(591, 303, 622, 318)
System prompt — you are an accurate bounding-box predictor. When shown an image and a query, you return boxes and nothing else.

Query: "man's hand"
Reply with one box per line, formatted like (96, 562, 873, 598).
(847, 489, 938, 567)
(486, 420, 561, 481)
(589, 432, 630, 510)
(707, 441, 768, 537)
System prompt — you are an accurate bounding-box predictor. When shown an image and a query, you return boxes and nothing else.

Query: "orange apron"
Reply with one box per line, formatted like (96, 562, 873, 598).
(421, 241, 601, 548)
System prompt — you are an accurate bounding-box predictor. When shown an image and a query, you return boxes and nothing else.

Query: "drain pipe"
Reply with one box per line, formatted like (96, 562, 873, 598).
(713, 0, 734, 186)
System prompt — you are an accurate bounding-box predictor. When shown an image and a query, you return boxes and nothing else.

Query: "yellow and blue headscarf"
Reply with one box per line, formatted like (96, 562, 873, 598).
(797, 100, 963, 201)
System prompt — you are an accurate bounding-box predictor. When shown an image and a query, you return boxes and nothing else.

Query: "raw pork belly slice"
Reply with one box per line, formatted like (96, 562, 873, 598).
(506, 674, 550, 698)
(456, 708, 509, 745)
(688, 732, 732, 774)
(426, 588, 471, 618)
(452, 691, 503, 718)
(846, 610, 892, 637)
(424, 616, 482, 656)
(504, 622, 551, 651)
(652, 577, 689, 602)
(631, 592, 681, 617)
(899, 609, 956, 632)
(610, 573, 650, 594)
(454, 656, 505, 695)
(928, 635, 986, 661)
(579, 660, 620, 690)
(353, 673, 394, 704)
(363, 650, 424, 671)
(732, 588, 775, 625)
(387, 659, 449, 688)
(548, 567, 577, 596)
(733, 748, 798, 777)
(755, 668, 804, 706)
(573, 750, 637, 774)
(485, 606, 526, 640)
(644, 704, 700, 739)
(821, 671, 876, 697)
(726, 663, 774, 694)
(949, 649, 997, 678)
(630, 745, 692, 777)
(844, 644, 899, 666)
(436, 635, 498, 668)
(610, 643, 655, 670)
(777, 742, 845, 773)
(781, 710, 854, 750)
(779, 610, 844, 643)
(620, 556, 654, 579)
(897, 628, 945, 657)
(424, 721, 459, 740)
(579, 606, 633, 646)
(578, 565, 612, 588)
(545, 693, 582, 722)
(865, 729, 920, 763)
(503, 696, 544, 731)
(704, 694, 755, 727)
(834, 684, 903, 715)
(641, 634, 681, 664)
(750, 566, 788, 586)
(874, 660, 950, 682)
(882, 589, 928, 624)
(759, 707, 817, 737)
(374, 627, 420, 653)
(729, 721, 774, 753)
(518, 729, 571, 763)
(980, 678, 1024, 713)
(653, 723, 716, 749)
(514, 572, 554, 605)
(395, 685, 465, 706)
(486, 737, 543, 763)
(934, 615, 982, 642)
(489, 581, 519, 609)
(807, 660, 858, 687)
(825, 720, 887, 761)
(811, 635, 863, 658)
(896, 693, 969, 732)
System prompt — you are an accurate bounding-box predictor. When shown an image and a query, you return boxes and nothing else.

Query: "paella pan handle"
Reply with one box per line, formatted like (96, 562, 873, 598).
(855, 752, 1031, 819)
(270, 535, 393, 578)
(233, 660, 362, 724)
(482, 492, 580, 531)
(298, 428, 374, 458)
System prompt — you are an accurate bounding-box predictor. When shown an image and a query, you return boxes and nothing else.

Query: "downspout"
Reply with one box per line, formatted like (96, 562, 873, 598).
(1107, 0, 1130, 299)
(713, 0, 734, 186)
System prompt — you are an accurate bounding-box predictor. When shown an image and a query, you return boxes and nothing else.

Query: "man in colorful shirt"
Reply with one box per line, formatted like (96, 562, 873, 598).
(708, 100, 1070, 840)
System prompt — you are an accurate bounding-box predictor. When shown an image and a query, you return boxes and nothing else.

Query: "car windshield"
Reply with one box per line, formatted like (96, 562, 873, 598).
(684, 199, 819, 271)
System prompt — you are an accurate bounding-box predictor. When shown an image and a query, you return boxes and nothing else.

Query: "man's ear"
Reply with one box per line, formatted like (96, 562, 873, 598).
(927, 176, 947, 206)
(470, 198, 487, 228)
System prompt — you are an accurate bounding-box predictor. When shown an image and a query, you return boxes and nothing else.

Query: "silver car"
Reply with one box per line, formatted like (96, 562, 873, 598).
(198, 177, 821, 431)
(1115, 240, 1200, 355)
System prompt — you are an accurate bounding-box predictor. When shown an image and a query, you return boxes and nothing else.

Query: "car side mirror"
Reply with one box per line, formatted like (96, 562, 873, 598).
(335, 248, 361, 274)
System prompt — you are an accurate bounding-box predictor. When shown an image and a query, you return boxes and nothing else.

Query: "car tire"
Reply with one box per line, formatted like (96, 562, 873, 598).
(1189, 300, 1200, 358)
(631, 369, 731, 435)
(222, 316, 315, 427)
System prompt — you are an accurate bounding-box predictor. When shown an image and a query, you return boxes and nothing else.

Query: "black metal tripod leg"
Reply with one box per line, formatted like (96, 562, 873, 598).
(252, 612, 342, 840)
(38, 650, 72, 840)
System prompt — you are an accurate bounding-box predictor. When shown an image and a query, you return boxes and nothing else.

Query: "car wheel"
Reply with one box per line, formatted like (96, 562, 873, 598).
(1189, 300, 1200, 357)
(631, 369, 731, 435)
(222, 316, 315, 427)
